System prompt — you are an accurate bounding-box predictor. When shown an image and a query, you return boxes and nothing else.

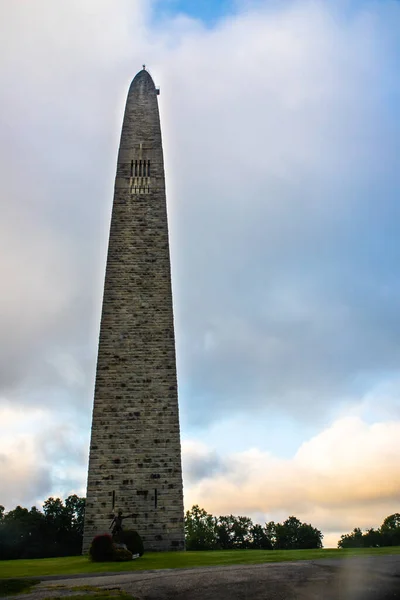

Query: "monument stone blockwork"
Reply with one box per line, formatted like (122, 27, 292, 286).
(82, 68, 185, 553)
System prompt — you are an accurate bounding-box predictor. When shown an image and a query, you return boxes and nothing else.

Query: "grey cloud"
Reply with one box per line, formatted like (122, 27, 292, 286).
(0, 0, 399, 511)
(0, 1, 149, 407)
(1, 465, 52, 510)
(161, 3, 400, 426)
(182, 447, 227, 485)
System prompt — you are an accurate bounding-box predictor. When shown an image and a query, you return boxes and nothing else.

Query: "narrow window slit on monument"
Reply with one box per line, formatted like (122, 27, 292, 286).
(143, 161, 147, 176)
(112, 490, 115, 510)
(130, 160, 133, 177)
(147, 160, 150, 176)
(135, 160, 138, 176)
(139, 160, 142, 176)
(154, 489, 158, 509)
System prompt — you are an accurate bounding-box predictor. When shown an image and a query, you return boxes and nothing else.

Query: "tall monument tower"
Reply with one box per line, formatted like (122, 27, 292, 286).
(83, 68, 185, 553)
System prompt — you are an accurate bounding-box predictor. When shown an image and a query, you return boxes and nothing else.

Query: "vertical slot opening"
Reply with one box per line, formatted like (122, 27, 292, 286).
(147, 160, 150, 176)
(143, 161, 147, 177)
(154, 488, 158, 509)
(112, 490, 116, 511)
(139, 160, 142, 176)
(130, 160, 133, 177)
(135, 160, 138, 176)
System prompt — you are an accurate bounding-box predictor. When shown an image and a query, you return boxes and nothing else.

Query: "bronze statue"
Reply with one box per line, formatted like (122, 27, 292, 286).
(109, 510, 134, 538)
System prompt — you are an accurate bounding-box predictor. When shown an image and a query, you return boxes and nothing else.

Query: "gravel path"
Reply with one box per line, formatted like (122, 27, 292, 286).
(9, 555, 400, 600)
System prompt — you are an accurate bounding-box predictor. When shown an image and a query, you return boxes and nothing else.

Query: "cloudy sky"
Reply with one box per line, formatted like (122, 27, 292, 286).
(1, 0, 400, 548)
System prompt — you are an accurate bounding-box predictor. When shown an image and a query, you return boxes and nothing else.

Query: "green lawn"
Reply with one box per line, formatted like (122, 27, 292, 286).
(0, 581, 133, 600)
(1, 547, 399, 580)
(0, 578, 39, 597)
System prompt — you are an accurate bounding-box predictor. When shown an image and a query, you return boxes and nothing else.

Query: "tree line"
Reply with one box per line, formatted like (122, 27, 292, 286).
(184, 505, 323, 550)
(0, 499, 323, 558)
(338, 513, 400, 548)
(1, 497, 399, 559)
(0, 495, 85, 559)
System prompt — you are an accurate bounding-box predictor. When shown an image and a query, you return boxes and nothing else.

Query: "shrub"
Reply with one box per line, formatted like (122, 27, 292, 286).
(121, 529, 144, 556)
(113, 546, 133, 561)
(89, 534, 114, 562)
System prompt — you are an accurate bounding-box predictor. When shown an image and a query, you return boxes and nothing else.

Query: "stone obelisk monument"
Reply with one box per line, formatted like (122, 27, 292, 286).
(82, 67, 185, 553)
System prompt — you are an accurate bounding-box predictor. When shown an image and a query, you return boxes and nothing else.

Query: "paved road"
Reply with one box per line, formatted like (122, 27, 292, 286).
(13, 555, 400, 599)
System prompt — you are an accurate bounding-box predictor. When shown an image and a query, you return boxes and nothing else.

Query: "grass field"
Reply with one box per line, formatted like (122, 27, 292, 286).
(0, 546, 400, 580)
(0, 578, 39, 597)
(0, 580, 133, 599)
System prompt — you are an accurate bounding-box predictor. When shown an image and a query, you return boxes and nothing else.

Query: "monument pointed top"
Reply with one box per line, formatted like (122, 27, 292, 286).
(132, 66, 153, 82)
(129, 67, 160, 95)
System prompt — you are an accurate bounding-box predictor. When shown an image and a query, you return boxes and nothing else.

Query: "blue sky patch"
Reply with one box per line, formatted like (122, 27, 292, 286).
(153, 0, 236, 26)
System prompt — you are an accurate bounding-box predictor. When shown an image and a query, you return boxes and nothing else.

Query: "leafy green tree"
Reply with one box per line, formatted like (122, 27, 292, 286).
(338, 513, 400, 549)
(215, 515, 235, 549)
(216, 515, 254, 549)
(250, 524, 273, 549)
(338, 527, 364, 548)
(65, 495, 85, 537)
(232, 516, 253, 548)
(184, 508, 318, 551)
(380, 513, 400, 546)
(296, 522, 323, 549)
(184, 505, 217, 550)
(274, 516, 302, 549)
(382, 513, 400, 529)
(265, 521, 277, 546)
(363, 528, 382, 548)
(0, 505, 46, 559)
(0, 495, 85, 559)
(267, 517, 322, 550)
(43, 497, 69, 546)
(43, 495, 86, 556)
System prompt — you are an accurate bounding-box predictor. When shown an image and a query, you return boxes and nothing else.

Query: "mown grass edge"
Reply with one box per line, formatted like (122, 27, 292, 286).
(0, 546, 399, 580)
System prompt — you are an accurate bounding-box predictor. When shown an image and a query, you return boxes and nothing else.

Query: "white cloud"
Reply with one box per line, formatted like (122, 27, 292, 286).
(183, 414, 400, 547)
(0, 406, 88, 509)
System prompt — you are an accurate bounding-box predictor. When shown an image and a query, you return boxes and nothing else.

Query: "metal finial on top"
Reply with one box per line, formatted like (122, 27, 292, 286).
(143, 64, 146, 70)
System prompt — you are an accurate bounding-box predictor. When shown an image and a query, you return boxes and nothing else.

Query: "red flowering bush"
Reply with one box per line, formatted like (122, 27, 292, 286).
(89, 534, 114, 562)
